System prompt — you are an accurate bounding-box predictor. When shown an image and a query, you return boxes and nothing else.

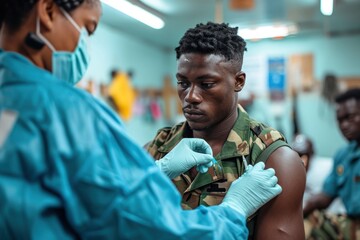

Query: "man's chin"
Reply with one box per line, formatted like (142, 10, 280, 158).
(187, 122, 208, 131)
(344, 135, 358, 142)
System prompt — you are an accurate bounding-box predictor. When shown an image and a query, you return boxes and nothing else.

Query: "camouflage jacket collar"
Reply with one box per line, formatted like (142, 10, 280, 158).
(157, 105, 251, 160)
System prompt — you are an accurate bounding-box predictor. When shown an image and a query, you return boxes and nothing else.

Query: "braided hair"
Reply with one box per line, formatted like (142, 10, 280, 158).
(0, 0, 87, 31)
(175, 22, 247, 70)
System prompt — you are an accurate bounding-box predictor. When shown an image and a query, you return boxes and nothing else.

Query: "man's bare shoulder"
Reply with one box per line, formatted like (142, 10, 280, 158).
(266, 147, 306, 200)
(254, 147, 306, 239)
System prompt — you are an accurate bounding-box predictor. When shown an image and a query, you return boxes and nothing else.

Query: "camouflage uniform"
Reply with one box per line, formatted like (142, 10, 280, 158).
(146, 105, 289, 239)
(305, 211, 360, 240)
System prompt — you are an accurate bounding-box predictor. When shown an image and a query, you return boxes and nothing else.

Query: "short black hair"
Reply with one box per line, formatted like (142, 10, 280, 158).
(0, 0, 95, 31)
(175, 22, 247, 70)
(335, 88, 360, 104)
(127, 70, 134, 78)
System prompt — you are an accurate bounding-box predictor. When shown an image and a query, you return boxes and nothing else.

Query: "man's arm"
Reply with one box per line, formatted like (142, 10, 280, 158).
(303, 151, 339, 217)
(303, 193, 334, 217)
(303, 157, 337, 217)
(254, 147, 306, 240)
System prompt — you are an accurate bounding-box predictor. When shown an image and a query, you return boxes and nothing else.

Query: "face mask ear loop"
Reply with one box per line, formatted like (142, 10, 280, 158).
(60, 8, 82, 33)
(36, 16, 56, 52)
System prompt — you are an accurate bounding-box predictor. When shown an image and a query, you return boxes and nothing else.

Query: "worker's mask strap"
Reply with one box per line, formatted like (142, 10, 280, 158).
(36, 8, 85, 52)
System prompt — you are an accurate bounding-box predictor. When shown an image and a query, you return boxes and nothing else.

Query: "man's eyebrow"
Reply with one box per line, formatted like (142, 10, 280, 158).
(196, 74, 217, 80)
(176, 73, 186, 79)
(176, 73, 219, 81)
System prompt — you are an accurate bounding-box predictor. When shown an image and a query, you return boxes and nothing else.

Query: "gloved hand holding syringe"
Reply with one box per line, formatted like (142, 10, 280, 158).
(222, 155, 282, 217)
(156, 138, 282, 218)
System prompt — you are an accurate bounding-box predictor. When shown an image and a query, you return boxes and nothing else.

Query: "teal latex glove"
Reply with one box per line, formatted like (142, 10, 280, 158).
(155, 138, 214, 179)
(221, 162, 282, 217)
(196, 158, 215, 173)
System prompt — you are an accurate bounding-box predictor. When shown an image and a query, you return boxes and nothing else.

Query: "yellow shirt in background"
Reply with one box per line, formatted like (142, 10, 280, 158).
(108, 72, 135, 121)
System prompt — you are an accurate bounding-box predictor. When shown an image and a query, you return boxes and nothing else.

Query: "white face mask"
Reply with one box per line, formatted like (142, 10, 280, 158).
(36, 8, 90, 85)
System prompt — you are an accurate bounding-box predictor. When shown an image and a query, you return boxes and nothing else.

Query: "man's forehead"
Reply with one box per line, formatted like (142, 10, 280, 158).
(344, 98, 358, 108)
(177, 53, 231, 71)
(179, 53, 226, 62)
(336, 98, 359, 113)
(183, 57, 190, 63)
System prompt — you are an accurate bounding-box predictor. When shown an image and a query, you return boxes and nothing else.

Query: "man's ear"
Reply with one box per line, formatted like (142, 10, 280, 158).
(36, 0, 59, 31)
(235, 71, 246, 92)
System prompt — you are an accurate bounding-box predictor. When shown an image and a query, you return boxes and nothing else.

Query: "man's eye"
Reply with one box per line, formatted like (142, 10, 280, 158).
(177, 81, 189, 88)
(348, 114, 358, 121)
(202, 83, 214, 89)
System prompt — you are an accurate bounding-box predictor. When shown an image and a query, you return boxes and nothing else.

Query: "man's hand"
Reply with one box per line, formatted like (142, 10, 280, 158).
(155, 138, 213, 179)
(221, 162, 282, 217)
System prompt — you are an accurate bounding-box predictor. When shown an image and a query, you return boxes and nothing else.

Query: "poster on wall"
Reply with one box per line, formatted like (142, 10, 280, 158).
(288, 53, 314, 93)
(268, 57, 286, 101)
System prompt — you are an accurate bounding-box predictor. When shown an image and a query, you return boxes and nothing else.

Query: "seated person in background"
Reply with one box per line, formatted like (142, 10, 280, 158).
(146, 22, 306, 239)
(291, 134, 314, 172)
(292, 134, 346, 209)
(303, 88, 360, 240)
(292, 134, 346, 239)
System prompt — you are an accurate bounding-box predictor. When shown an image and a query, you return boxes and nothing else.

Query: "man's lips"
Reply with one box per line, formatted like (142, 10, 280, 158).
(183, 108, 204, 121)
(343, 130, 354, 138)
(183, 109, 203, 115)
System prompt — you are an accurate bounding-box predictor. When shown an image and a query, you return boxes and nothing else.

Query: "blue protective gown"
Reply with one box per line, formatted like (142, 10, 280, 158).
(0, 49, 248, 239)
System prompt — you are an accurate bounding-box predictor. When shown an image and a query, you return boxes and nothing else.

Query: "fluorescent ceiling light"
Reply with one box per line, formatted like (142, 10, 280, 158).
(237, 24, 298, 40)
(321, 0, 334, 16)
(101, 0, 165, 29)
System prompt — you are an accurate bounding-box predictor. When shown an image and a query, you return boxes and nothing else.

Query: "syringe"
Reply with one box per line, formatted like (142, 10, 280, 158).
(242, 155, 248, 170)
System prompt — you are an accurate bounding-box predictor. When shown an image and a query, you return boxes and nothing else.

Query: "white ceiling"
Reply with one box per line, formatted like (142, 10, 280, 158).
(100, 0, 360, 50)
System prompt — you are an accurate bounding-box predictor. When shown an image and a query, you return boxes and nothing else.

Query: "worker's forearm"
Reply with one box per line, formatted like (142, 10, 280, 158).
(303, 193, 333, 217)
(303, 200, 319, 217)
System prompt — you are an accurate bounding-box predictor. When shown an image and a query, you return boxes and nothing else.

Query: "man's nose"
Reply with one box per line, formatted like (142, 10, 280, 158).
(184, 85, 202, 104)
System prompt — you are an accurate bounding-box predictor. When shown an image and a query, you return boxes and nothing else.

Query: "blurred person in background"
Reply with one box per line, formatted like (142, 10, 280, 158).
(303, 88, 360, 240)
(291, 134, 346, 238)
(321, 73, 339, 105)
(108, 68, 136, 121)
(291, 134, 314, 172)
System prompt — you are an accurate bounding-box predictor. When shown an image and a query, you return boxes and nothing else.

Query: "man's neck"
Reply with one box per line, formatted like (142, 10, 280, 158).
(355, 139, 360, 148)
